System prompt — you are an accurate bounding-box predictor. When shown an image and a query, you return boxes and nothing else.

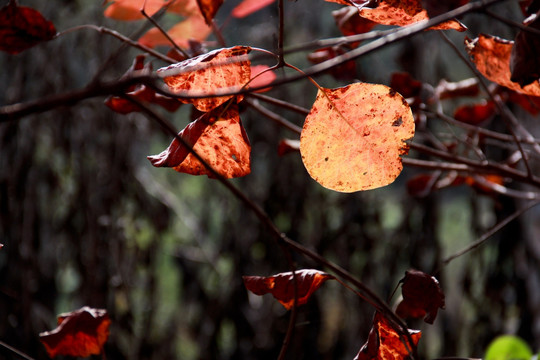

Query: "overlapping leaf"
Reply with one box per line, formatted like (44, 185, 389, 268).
(138, 14, 212, 49)
(157, 46, 251, 112)
(39, 307, 110, 358)
(0, 0, 56, 54)
(300, 83, 415, 192)
(466, 34, 540, 97)
(355, 312, 422, 360)
(147, 103, 251, 178)
(243, 269, 334, 310)
(396, 269, 445, 324)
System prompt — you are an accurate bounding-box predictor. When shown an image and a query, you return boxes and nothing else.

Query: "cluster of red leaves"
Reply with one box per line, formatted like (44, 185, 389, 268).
(0, 0, 56, 54)
(39, 307, 110, 358)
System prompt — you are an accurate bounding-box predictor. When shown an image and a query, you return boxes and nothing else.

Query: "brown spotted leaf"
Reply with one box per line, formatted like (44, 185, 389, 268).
(243, 269, 334, 310)
(0, 1, 56, 54)
(39, 307, 110, 358)
(355, 312, 421, 360)
(396, 269, 445, 324)
(466, 34, 540, 97)
(147, 103, 251, 178)
(300, 83, 415, 192)
(157, 46, 251, 112)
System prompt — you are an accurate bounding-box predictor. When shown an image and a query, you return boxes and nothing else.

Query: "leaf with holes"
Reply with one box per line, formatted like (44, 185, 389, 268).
(300, 83, 415, 192)
(0, 1, 56, 54)
(147, 103, 251, 178)
(396, 269, 445, 324)
(355, 312, 421, 360)
(243, 269, 334, 310)
(138, 14, 212, 49)
(157, 46, 251, 112)
(232, 0, 275, 18)
(39, 307, 110, 358)
(466, 34, 540, 97)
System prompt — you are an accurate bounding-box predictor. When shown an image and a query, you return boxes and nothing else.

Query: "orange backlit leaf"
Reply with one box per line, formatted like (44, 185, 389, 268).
(453, 101, 496, 125)
(249, 65, 277, 92)
(396, 269, 445, 324)
(243, 269, 334, 310)
(355, 312, 421, 360)
(147, 103, 251, 178)
(197, 0, 223, 24)
(0, 1, 57, 54)
(300, 83, 415, 192)
(157, 46, 251, 112)
(104, 0, 200, 20)
(465, 34, 540, 97)
(138, 14, 212, 49)
(39, 307, 110, 358)
(232, 0, 276, 18)
(358, 0, 466, 31)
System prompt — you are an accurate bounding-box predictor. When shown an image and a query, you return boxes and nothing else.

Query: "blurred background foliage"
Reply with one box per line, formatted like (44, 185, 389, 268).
(1, 0, 540, 359)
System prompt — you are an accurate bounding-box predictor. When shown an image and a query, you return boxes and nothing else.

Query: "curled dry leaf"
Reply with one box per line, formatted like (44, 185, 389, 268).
(138, 14, 212, 49)
(231, 0, 275, 18)
(396, 269, 445, 324)
(355, 312, 421, 360)
(157, 46, 251, 112)
(0, 1, 57, 54)
(465, 34, 540, 97)
(39, 307, 110, 358)
(147, 103, 251, 178)
(300, 83, 415, 192)
(243, 269, 334, 310)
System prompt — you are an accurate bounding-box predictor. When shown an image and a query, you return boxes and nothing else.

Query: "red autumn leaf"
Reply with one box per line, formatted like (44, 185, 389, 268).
(390, 72, 423, 99)
(0, 0, 56, 54)
(421, 0, 469, 18)
(307, 46, 357, 80)
(355, 312, 422, 360)
(249, 65, 277, 92)
(510, 14, 540, 87)
(232, 0, 276, 18)
(453, 101, 496, 125)
(147, 103, 251, 178)
(39, 307, 111, 358)
(465, 34, 540, 97)
(332, 6, 377, 47)
(157, 46, 251, 112)
(464, 174, 505, 195)
(300, 83, 415, 192)
(277, 139, 300, 156)
(103, 0, 200, 20)
(396, 269, 445, 324)
(243, 269, 334, 310)
(138, 14, 212, 49)
(197, 0, 223, 24)
(506, 90, 540, 115)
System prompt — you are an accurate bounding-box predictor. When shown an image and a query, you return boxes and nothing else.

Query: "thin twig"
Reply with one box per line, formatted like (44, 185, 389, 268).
(244, 98, 302, 134)
(0, 341, 36, 360)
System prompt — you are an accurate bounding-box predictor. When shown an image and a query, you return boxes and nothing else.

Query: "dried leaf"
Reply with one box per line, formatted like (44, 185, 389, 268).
(243, 269, 334, 310)
(510, 15, 540, 87)
(157, 46, 251, 112)
(39, 307, 110, 358)
(355, 312, 421, 360)
(197, 0, 223, 24)
(465, 34, 540, 97)
(396, 269, 445, 324)
(232, 0, 275, 18)
(147, 103, 251, 178)
(453, 101, 496, 125)
(356, 0, 466, 31)
(300, 83, 415, 192)
(138, 14, 212, 49)
(0, 1, 56, 54)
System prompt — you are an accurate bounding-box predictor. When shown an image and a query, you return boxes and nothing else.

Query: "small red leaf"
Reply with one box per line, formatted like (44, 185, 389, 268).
(147, 103, 251, 178)
(396, 269, 445, 324)
(453, 101, 496, 125)
(0, 1, 57, 54)
(231, 0, 276, 18)
(249, 64, 277, 92)
(355, 312, 421, 360)
(390, 72, 423, 99)
(39, 307, 110, 358)
(277, 139, 300, 156)
(196, 0, 223, 24)
(243, 269, 334, 310)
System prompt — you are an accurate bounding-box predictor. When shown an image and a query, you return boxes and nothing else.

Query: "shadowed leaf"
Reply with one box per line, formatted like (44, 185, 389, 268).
(0, 1, 56, 54)
(510, 14, 540, 87)
(243, 269, 334, 310)
(157, 46, 251, 112)
(147, 103, 251, 178)
(454, 101, 496, 125)
(396, 269, 445, 324)
(39, 307, 110, 358)
(300, 83, 415, 192)
(355, 312, 421, 360)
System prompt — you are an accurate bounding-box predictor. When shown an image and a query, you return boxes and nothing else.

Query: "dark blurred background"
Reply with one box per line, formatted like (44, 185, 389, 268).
(1, 0, 539, 359)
